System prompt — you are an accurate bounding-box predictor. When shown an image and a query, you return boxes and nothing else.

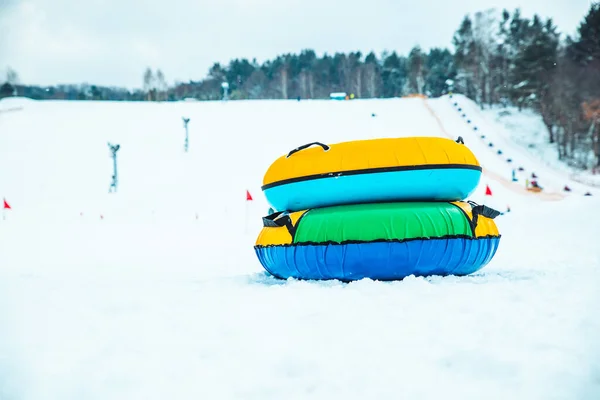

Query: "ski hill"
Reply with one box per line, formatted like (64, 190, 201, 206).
(0, 95, 598, 400)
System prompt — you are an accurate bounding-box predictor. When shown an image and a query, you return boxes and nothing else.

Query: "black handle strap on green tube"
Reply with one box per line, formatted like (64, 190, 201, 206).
(262, 211, 297, 239)
(286, 142, 330, 158)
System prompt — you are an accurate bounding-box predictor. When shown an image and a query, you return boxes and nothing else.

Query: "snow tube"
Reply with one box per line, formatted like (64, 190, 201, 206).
(262, 136, 482, 212)
(254, 201, 501, 281)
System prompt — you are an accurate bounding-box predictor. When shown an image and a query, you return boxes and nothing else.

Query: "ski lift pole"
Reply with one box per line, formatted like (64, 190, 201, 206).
(182, 117, 190, 152)
(108, 142, 120, 192)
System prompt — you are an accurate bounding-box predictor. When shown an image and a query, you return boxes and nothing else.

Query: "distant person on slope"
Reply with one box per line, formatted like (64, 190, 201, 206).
(530, 180, 542, 190)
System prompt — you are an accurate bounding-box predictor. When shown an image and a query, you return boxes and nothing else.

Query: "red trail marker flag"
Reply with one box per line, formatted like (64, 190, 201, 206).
(3, 198, 11, 209)
(244, 190, 253, 234)
(485, 185, 493, 196)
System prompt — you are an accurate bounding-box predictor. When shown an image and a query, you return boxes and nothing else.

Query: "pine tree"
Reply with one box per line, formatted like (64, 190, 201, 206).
(363, 52, 383, 98)
(511, 16, 559, 112)
(381, 52, 407, 97)
(425, 48, 456, 97)
(297, 50, 317, 98)
(505, 9, 536, 109)
(568, 2, 600, 66)
(312, 54, 335, 98)
(565, 2, 600, 166)
(226, 59, 255, 93)
(0, 82, 15, 99)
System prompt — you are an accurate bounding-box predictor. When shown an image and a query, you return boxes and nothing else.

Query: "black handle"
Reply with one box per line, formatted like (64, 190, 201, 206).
(466, 201, 502, 232)
(287, 142, 330, 158)
(456, 136, 464, 144)
(262, 211, 297, 239)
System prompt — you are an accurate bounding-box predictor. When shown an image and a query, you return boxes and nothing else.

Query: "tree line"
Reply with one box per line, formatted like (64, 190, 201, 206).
(1, 3, 599, 169)
(451, 5, 600, 170)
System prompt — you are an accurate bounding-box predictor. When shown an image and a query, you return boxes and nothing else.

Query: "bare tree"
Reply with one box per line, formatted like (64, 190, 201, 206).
(337, 54, 352, 93)
(243, 69, 269, 99)
(295, 69, 315, 99)
(473, 10, 496, 107)
(5, 67, 19, 84)
(583, 100, 600, 167)
(156, 69, 167, 101)
(363, 63, 379, 98)
(407, 46, 426, 94)
(353, 65, 363, 98)
(143, 67, 155, 101)
(307, 71, 315, 99)
(298, 70, 308, 98)
(273, 64, 289, 99)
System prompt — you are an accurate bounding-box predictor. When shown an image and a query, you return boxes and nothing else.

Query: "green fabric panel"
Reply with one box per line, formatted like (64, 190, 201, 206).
(294, 202, 472, 244)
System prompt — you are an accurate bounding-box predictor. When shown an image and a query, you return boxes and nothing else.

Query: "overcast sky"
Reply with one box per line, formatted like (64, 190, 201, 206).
(0, 0, 594, 89)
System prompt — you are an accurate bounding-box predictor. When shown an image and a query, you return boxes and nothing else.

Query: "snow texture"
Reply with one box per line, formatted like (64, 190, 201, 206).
(0, 95, 599, 400)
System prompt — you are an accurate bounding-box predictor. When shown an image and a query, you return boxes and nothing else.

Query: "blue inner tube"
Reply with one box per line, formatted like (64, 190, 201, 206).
(255, 236, 501, 281)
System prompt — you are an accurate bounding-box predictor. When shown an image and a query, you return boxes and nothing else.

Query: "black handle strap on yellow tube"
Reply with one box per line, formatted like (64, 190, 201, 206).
(466, 200, 502, 232)
(287, 142, 330, 158)
(262, 211, 297, 239)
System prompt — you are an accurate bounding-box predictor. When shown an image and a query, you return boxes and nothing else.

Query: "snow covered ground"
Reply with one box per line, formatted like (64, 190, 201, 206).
(0, 96, 599, 400)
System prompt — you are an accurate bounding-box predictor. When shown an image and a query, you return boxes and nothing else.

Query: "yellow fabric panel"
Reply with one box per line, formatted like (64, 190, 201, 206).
(263, 137, 480, 186)
(451, 201, 474, 218)
(255, 210, 307, 246)
(474, 214, 500, 237)
(450, 201, 500, 238)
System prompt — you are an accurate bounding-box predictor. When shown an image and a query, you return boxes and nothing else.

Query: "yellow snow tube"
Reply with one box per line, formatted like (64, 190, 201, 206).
(262, 136, 482, 212)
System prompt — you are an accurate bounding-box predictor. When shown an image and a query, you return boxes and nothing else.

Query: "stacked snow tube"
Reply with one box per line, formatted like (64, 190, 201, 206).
(255, 136, 501, 281)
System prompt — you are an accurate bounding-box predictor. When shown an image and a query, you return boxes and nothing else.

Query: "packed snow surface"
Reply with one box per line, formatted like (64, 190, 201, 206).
(0, 96, 599, 400)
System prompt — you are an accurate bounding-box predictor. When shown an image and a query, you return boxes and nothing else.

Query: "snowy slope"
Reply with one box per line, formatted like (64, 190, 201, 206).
(0, 97, 599, 400)
(0, 97, 30, 114)
(429, 94, 600, 194)
(478, 103, 600, 188)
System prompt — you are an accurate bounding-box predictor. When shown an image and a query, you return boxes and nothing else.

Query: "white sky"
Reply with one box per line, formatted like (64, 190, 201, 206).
(0, 0, 595, 89)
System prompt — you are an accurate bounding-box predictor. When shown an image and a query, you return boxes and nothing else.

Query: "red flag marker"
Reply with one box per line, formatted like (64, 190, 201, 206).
(3, 198, 11, 209)
(246, 190, 253, 201)
(485, 185, 492, 196)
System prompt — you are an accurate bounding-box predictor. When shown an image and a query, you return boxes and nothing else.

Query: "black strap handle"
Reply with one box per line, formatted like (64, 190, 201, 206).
(287, 142, 330, 158)
(262, 211, 297, 239)
(456, 136, 464, 144)
(466, 201, 502, 232)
